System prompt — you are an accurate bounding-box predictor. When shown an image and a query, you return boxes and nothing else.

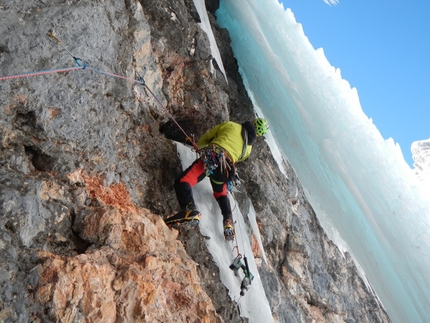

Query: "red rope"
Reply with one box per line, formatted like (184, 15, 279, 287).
(0, 66, 83, 81)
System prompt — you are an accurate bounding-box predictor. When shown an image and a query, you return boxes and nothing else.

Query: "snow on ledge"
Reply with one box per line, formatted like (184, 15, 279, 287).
(192, 0, 228, 82)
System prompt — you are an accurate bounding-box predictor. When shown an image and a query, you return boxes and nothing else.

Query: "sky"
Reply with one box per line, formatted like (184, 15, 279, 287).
(279, 0, 430, 167)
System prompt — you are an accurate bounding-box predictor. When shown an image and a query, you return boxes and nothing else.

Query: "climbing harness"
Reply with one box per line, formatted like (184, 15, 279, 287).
(200, 145, 245, 195)
(200, 145, 234, 178)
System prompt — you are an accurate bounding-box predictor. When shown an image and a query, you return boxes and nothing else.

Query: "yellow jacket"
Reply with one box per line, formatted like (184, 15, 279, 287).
(197, 122, 252, 163)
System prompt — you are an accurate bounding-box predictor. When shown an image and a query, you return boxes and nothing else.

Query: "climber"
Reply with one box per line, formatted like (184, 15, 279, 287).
(164, 118, 270, 240)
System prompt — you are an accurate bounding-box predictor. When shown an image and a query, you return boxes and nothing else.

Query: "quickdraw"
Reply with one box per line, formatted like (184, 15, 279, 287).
(200, 145, 234, 178)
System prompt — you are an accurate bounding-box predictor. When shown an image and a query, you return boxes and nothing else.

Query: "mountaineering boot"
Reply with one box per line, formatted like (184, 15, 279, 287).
(184, 202, 197, 212)
(165, 202, 201, 229)
(223, 216, 235, 241)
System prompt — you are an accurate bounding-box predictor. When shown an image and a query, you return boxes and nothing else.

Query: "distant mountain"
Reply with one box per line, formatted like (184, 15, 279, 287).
(412, 138, 430, 185)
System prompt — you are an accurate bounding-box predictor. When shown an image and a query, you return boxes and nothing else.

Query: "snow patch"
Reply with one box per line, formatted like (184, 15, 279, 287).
(192, 0, 228, 82)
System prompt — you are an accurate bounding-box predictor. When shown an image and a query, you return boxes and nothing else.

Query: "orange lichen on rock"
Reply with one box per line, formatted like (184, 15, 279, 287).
(82, 172, 139, 214)
(35, 209, 223, 323)
(251, 233, 262, 259)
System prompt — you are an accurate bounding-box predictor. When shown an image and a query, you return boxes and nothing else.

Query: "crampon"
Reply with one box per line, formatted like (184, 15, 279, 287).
(224, 219, 235, 241)
(165, 209, 201, 230)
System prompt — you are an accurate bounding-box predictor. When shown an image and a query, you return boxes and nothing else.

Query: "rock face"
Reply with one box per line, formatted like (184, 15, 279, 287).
(0, 0, 391, 322)
(37, 207, 221, 323)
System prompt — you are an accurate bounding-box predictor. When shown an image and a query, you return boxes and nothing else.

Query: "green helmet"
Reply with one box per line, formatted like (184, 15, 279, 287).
(253, 118, 269, 136)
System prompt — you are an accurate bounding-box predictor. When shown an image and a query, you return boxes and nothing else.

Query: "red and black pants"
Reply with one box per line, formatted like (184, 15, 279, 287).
(174, 158, 232, 218)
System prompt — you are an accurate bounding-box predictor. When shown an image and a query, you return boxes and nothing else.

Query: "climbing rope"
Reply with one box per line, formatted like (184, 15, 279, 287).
(232, 208, 246, 260)
(0, 31, 200, 150)
(139, 75, 199, 151)
(0, 66, 84, 81)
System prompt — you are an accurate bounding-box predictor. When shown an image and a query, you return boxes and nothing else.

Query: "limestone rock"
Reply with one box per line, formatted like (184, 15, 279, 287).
(36, 209, 222, 323)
